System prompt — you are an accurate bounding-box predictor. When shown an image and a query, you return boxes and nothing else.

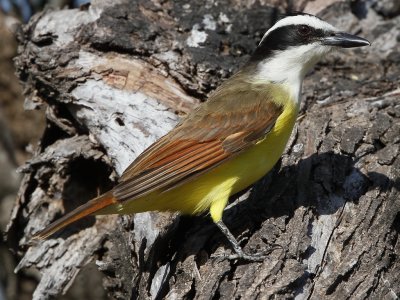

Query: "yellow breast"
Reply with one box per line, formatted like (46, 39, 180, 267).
(230, 98, 298, 194)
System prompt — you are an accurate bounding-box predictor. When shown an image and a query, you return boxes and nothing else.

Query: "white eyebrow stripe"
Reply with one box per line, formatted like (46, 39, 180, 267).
(260, 15, 338, 45)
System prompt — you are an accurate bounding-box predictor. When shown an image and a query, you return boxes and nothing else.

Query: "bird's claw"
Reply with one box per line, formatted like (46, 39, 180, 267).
(211, 244, 283, 263)
(211, 249, 268, 263)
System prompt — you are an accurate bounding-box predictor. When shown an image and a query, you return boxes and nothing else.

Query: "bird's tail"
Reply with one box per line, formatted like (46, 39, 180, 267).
(32, 192, 117, 240)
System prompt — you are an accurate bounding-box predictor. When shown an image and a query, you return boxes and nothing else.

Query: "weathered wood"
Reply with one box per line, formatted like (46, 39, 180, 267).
(6, 0, 400, 299)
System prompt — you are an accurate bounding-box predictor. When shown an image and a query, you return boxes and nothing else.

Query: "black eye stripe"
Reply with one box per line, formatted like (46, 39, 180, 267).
(249, 25, 326, 62)
(267, 25, 324, 46)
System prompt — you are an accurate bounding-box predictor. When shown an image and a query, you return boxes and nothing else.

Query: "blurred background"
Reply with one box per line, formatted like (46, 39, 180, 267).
(0, 2, 91, 300)
(0, 0, 89, 22)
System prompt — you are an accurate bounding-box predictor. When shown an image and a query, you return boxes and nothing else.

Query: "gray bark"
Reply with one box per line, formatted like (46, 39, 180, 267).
(6, 0, 400, 299)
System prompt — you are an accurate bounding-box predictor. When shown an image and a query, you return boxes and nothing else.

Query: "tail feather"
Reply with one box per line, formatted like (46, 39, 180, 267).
(32, 192, 117, 240)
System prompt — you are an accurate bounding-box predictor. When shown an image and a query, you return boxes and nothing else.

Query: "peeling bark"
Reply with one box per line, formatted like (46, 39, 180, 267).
(6, 0, 400, 299)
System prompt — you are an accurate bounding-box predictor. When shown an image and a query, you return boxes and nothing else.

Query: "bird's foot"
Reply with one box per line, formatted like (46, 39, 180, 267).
(213, 220, 284, 263)
(212, 250, 266, 262)
(212, 244, 281, 262)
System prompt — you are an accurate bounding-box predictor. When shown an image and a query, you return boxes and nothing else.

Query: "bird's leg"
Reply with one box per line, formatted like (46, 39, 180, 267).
(214, 220, 269, 262)
(209, 195, 278, 261)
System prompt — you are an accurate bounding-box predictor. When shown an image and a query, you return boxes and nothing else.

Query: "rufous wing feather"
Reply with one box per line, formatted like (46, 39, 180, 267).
(32, 192, 117, 240)
(113, 84, 283, 202)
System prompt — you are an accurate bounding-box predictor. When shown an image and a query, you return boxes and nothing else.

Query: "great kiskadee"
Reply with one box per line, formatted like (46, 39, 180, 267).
(33, 13, 370, 261)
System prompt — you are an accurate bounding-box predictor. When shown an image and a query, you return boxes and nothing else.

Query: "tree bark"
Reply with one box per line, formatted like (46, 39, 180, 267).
(6, 0, 400, 299)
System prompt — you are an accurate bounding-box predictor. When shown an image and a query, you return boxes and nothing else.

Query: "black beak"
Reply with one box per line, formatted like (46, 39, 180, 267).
(322, 32, 371, 48)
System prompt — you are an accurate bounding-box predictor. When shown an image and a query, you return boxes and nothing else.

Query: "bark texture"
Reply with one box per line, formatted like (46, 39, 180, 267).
(6, 0, 400, 299)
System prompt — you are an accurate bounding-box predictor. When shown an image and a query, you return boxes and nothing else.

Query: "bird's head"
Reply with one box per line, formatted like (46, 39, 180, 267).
(248, 13, 370, 96)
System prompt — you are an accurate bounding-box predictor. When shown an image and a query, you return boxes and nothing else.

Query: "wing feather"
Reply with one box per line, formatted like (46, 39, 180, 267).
(113, 79, 284, 202)
(114, 141, 228, 200)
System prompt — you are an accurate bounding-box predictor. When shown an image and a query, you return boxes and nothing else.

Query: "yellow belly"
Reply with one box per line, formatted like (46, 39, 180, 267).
(108, 100, 298, 221)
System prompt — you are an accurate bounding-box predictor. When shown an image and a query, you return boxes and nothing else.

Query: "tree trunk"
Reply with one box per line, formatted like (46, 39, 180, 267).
(6, 0, 400, 299)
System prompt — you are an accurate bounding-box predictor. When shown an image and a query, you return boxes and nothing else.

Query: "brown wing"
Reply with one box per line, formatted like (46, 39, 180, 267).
(113, 78, 283, 201)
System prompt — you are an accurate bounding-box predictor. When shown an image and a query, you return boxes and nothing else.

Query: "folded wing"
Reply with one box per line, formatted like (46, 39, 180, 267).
(114, 84, 283, 202)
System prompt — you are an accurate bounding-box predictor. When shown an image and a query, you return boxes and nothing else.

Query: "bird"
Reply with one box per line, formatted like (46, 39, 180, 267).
(33, 12, 370, 261)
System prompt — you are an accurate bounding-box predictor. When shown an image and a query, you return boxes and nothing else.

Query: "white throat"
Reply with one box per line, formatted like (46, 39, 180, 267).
(253, 43, 330, 105)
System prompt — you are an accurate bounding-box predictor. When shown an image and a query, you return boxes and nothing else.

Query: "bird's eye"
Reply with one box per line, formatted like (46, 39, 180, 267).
(298, 25, 311, 36)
